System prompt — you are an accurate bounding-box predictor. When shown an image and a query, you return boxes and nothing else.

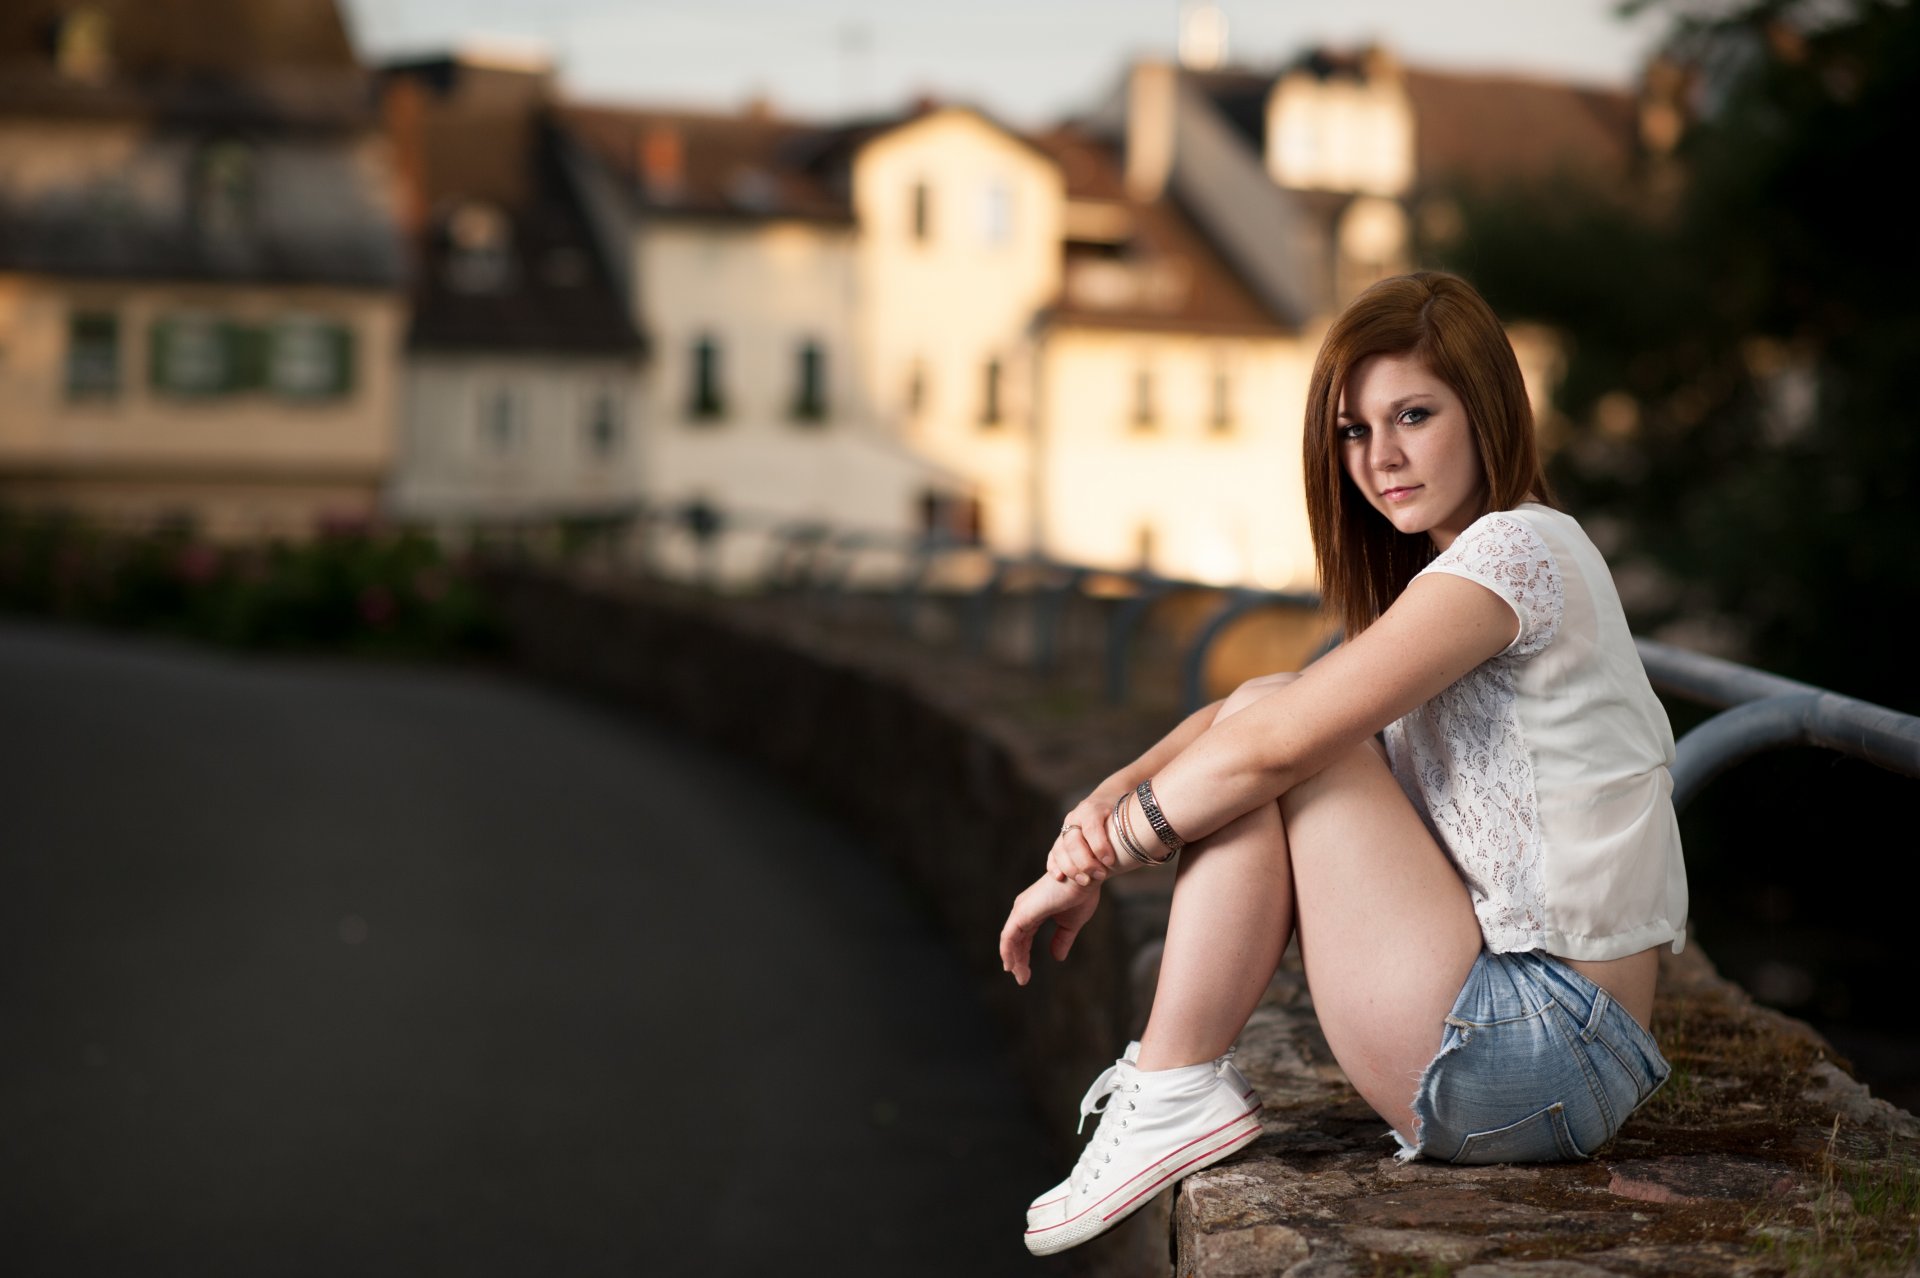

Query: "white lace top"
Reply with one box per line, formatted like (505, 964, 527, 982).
(1383, 504, 1689, 960)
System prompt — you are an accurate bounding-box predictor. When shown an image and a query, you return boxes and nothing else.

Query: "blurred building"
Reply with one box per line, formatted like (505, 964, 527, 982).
(538, 43, 1652, 587)
(0, 0, 407, 540)
(375, 48, 646, 528)
(0, 2, 1657, 582)
(556, 92, 1316, 586)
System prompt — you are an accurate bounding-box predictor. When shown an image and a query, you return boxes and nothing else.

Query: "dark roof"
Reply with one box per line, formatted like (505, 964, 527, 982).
(0, 0, 358, 74)
(1189, 49, 1640, 195)
(1028, 124, 1292, 337)
(0, 207, 405, 287)
(0, 0, 372, 128)
(558, 101, 859, 223)
(379, 62, 642, 357)
(1183, 65, 1275, 151)
(406, 121, 644, 357)
(557, 98, 1057, 224)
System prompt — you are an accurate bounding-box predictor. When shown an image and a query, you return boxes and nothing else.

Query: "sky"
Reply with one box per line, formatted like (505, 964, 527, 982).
(338, 0, 1671, 127)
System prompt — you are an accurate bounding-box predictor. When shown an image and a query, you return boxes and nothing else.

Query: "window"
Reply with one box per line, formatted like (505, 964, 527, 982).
(149, 313, 230, 394)
(270, 315, 352, 399)
(981, 180, 1012, 245)
(586, 390, 624, 459)
(480, 387, 523, 455)
(980, 358, 1002, 427)
(1132, 365, 1156, 429)
(911, 181, 931, 243)
(689, 335, 724, 420)
(65, 311, 119, 397)
(1210, 367, 1233, 432)
(445, 200, 514, 294)
(791, 340, 827, 423)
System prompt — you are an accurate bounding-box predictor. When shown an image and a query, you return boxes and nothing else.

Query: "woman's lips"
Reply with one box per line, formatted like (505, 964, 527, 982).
(1381, 485, 1422, 503)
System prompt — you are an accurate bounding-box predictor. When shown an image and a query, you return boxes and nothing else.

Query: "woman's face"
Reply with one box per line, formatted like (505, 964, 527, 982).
(1337, 351, 1487, 551)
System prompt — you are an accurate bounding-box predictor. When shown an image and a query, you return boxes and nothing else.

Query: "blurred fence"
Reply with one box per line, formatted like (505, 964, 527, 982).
(6, 496, 1919, 812)
(437, 499, 1920, 815)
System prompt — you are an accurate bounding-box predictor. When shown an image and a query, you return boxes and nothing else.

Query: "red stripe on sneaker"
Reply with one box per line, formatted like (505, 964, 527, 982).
(1023, 1102, 1261, 1238)
(1102, 1119, 1262, 1221)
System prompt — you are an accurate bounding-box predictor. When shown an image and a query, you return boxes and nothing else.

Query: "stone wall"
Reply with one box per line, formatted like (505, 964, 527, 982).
(485, 564, 1920, 1278)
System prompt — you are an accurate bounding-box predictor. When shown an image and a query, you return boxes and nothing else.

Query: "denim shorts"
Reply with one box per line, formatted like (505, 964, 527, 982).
(1392, 948, 1671, 1165)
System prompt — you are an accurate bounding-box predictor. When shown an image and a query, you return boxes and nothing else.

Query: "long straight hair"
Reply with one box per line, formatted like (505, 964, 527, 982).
(1303, 271, 1557, 639)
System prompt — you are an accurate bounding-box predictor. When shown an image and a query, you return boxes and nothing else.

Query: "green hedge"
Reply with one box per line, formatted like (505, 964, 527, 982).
(0, 507, 506, 660)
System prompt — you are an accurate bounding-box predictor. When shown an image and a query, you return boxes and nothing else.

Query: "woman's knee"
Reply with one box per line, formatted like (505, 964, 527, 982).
(1217, 671, 1300, 720)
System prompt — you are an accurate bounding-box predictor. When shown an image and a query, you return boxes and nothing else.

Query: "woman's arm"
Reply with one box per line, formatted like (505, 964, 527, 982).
(1058, 572, 1521, 878)
(1045, 697, 1225, 885)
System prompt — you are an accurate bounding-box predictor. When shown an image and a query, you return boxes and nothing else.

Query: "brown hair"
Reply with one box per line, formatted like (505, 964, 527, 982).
(1302, 271, 1556, 639)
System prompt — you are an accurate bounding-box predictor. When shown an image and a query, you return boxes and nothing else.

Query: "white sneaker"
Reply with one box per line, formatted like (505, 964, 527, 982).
(1024, 1043, 1263, 1255)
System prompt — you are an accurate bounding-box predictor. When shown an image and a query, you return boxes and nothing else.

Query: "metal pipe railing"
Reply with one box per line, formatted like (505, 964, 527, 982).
(365, 504, 1920, 810)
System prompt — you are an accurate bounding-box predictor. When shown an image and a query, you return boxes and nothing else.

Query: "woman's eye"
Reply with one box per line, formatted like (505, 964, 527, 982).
(1400, 407, 1431, 425)
(1337, 423, 1368, 442)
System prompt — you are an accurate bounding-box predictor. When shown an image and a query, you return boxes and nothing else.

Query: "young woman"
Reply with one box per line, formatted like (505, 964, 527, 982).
(1000, 271, 1687, 1257)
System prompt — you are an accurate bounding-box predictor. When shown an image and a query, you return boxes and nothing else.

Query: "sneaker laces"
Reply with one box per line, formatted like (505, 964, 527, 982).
(1069, 1058, 1142, 1189)
(1067, 1048, 1236, 1191)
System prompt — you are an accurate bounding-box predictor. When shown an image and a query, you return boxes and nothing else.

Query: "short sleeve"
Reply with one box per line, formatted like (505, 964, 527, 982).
(1417, 511, 1563, 658)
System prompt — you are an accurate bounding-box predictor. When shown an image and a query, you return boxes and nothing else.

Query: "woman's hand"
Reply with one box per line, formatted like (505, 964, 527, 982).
(1047, 787, 1129, 886)
(999, 873, 1102, 986)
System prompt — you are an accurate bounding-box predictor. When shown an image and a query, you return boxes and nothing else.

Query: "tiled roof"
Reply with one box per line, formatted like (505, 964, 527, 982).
(405, 121, 644, 357)
(1402, 67, 1637, 190)
(0, 0, 358, 74)
(1182, 65, 1273, 151)
(1190, 51, 1640, 193)
(381, 62, 643, 357)
(0, 0, 370, 126)
(1028, 124, 1292, 337)
(557, 99, 1056, 224)
(557, 101, 860, 222)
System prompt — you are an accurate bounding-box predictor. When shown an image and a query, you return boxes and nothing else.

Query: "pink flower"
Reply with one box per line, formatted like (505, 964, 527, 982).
(174, 544, 221, 584)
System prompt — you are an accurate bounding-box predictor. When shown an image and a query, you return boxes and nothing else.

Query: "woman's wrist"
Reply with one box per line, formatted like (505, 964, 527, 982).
(1107, 789, 1177, 871)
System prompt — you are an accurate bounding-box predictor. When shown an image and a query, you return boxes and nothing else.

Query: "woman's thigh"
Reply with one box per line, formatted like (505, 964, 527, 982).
(1279, 740, 1484, 1139)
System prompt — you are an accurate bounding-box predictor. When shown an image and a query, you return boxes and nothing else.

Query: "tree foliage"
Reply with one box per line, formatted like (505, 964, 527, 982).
(1439, 0, 1920, 710)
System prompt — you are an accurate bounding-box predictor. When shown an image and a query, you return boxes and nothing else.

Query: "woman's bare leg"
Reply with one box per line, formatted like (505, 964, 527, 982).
(1135, 682, 1482, 1138)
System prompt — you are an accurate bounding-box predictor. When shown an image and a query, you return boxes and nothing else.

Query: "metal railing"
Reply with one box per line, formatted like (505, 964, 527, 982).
(366, 502, 1920, 810)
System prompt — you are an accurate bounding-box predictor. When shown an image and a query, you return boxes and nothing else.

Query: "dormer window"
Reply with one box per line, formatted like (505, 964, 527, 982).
(445, 200, 514, 293)
(195, 140, 256, 243)
(55, 7, 113, 84)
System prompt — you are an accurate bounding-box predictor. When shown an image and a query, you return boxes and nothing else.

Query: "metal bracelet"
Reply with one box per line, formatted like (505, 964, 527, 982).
(1135, 779, 1187, 857)
(1113, 791, 1172, 867)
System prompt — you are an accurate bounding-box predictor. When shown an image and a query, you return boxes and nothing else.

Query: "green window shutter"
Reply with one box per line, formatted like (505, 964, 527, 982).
(328, 324, 354, 396)
(227, 321, 268, 391)
(149, 317, 173, 391)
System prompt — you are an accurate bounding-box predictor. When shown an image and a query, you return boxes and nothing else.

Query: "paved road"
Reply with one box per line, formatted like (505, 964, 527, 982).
(0, 619, 1058, 1276)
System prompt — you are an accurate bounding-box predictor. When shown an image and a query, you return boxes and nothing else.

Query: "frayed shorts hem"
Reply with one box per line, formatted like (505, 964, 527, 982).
(1390, 948, 1671, 1166)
